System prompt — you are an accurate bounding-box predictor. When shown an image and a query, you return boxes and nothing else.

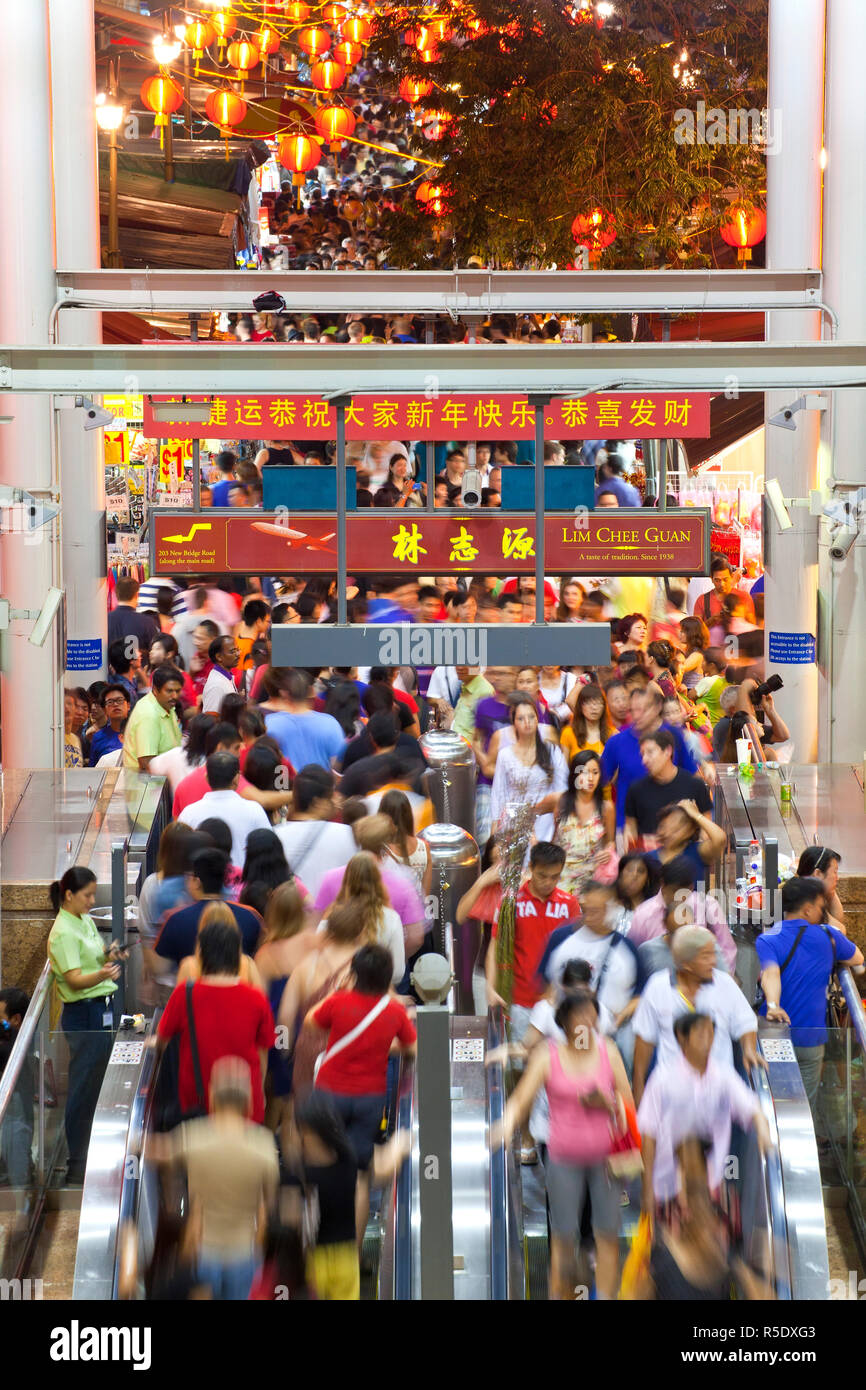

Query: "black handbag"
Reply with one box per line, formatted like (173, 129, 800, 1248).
(252, 290, 286, 314)
(153, 982, 208, 1132)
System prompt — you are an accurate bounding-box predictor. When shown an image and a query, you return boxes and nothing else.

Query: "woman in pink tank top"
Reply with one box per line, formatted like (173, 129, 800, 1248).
(495, 987, 635, 1300)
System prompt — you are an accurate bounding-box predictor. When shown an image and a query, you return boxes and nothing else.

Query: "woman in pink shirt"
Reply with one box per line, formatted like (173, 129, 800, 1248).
(495, 988, 633, 1301)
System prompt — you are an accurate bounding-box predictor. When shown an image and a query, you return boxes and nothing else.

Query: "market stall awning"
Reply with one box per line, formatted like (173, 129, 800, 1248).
(683, 392, 765, 469)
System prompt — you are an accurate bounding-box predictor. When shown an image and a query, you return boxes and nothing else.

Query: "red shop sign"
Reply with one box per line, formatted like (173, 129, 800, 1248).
(150, 509, 710, 577)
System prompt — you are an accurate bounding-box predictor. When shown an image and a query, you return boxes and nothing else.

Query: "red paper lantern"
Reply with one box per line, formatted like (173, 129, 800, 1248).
(399, 75, 432, 103)
(279, 132, 323, 185)
(423, 182, 451, 217)
(333, 39, 362, 66)
(298, 25, 331, 55)
(720, 205, 767, 263)
(322, 4, 347, 22)
(184, 18, 215, 59)
(415, 25, 437, 50)
(140, 73, 183, 132)
(315, 103, 357, 150)
(415, 179, 450, 213)
(210, 11, 236, 52)
(428, 18, 452, 40)
(343, 15, 372, 43)
(205, 86, 247, 127)
(311, 57, 346, 90)
(226, 39, 260, 81)
(205, 86, 248, 158)
(403, 27, 420, 44)
(571, 206, 616, 253)
(422, 109, 454, 141)
(257, 26, 281, 56)
(285, 1, 312, 20)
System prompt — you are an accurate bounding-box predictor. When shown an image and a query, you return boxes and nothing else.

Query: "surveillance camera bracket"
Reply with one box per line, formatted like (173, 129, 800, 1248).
(0, 600, 41, 632)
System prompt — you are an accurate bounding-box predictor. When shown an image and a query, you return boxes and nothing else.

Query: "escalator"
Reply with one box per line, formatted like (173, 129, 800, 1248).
(0, 993, 836, 1300)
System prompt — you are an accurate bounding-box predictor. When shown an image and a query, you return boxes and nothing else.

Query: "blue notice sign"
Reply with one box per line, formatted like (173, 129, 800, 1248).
(768, 631, 816, 665)
(66, 638, 103, 671)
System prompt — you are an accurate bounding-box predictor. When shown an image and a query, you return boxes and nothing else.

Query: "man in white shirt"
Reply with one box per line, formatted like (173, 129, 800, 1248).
(632, 925, 760, 1105)
(542, 882, 639, 1027)
(171, 586, 228, 668)
(638, 1010, 768, 1208)
(201, 635, 240, 715)
(178, 751, 270, 869)
(274, 765, 356, 898)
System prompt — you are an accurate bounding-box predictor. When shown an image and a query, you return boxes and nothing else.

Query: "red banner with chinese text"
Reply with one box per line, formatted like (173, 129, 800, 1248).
(143, 393, 710, 441)
(151, 509, 709, 577)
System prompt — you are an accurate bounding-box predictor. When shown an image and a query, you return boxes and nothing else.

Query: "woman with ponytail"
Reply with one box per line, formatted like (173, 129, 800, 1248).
(47, 866, 126, 1184)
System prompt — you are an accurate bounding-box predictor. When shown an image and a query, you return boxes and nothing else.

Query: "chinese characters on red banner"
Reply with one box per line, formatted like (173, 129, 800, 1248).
(143, 393, 711, 441)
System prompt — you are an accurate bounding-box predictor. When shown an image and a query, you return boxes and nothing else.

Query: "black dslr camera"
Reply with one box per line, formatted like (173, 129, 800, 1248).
(749, 673, 783, 706)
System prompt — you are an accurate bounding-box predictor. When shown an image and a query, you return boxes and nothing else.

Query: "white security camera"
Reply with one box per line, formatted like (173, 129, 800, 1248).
(764, 477, 793, 532)
(460, 468, 484, 508)
(29, 586, 65, 647)
(829, 523, 858, 561)
(768, 405, 798, 431)
(75, 396, 115, 431)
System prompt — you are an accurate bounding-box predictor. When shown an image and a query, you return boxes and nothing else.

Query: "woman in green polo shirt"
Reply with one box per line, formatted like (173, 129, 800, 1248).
(48, 866, 125, 1185)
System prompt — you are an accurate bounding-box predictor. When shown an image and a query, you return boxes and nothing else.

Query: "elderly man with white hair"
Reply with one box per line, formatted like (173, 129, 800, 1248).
(632, 925, 761, 1106)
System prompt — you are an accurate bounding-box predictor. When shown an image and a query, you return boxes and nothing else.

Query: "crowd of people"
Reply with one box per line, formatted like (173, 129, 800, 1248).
(36, 530, 863, 1304)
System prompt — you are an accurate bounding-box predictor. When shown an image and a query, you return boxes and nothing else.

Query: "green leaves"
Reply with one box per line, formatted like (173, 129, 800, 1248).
(372, 0, 767, 267)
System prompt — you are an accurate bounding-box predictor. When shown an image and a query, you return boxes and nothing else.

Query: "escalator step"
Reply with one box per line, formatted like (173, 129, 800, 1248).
(525, 1235, 549, 1300)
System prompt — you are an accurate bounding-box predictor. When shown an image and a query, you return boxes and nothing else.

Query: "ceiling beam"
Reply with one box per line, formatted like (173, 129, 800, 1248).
(53, 267, 826, 318)
(2, 340, 864, 395)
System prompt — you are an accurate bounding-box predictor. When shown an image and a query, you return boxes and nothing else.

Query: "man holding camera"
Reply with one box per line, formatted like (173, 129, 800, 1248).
(693, 557, 756, 626)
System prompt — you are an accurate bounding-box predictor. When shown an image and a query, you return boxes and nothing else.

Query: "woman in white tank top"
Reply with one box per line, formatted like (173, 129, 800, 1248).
(379, 789, 432, 902)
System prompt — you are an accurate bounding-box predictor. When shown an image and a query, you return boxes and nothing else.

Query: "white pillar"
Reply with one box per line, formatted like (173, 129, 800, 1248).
(49, 0, 107, 685)
(763, 0, 824, 763)
(0, 0, 61, 767)
(820, 0, 866, 762)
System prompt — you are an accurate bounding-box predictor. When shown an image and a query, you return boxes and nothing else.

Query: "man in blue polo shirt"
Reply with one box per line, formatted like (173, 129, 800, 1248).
(155, 847, 263, 975)
(756, 875, 862, 1145)
(209, 450, 238, 507)
(601, 682, 702, 831)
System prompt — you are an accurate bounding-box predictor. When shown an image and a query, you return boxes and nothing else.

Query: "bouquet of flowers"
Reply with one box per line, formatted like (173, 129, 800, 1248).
(493, 797, 537, 1009)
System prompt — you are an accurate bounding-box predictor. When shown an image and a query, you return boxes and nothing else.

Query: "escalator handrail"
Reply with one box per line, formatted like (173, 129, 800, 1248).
(112, 1014, 163, 1299)
(487, 1004, 509, 1301)
(839, 968, 866, 1051)
(392, 1054, 415, 1301)
(0, 960, 52, 1128)
(749, 1055, 792, 1300)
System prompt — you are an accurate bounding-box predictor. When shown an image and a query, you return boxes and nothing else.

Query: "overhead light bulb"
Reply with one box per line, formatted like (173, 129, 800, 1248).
(153, 34, 182, 64)
(95, 94, 125, 131)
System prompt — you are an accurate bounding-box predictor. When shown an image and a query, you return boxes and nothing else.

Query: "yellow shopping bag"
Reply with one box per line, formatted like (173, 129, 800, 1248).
(619, 1212, 653, 1300)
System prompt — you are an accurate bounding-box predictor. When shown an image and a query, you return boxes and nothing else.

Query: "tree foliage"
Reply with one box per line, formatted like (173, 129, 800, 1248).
(371, 0, 768, 268)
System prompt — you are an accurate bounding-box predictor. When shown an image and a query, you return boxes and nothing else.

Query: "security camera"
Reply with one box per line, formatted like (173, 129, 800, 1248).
(764, 477, 793, 532)
(768, 405, 798, 431)
(29, 586, 64, 647)
(460, 468, 483, 508)
(75, 396, 115, 431)
(830, 524, 858, 561)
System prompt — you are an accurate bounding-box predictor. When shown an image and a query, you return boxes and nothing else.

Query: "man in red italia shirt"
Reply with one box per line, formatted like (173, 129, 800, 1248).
(485, 842, 578, 1037)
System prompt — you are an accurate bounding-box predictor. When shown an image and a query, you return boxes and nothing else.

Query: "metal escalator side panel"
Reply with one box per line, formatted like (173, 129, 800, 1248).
(72, 1019, 159, 1300)
(758, 1027, 831, 1300)
(379, 1056, 416, 1300)
(748, 1063, 792, 1299)
(487, 1006, 525, 1300)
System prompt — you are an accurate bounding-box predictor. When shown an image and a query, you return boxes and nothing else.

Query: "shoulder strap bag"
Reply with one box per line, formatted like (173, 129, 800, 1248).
(313, 993, 390, 1083)
(183, 980, 208, 1120)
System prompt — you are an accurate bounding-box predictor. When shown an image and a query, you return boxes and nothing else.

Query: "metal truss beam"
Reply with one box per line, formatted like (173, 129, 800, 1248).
(53, 268, 826, 318)
(2, 340, 865, 396)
